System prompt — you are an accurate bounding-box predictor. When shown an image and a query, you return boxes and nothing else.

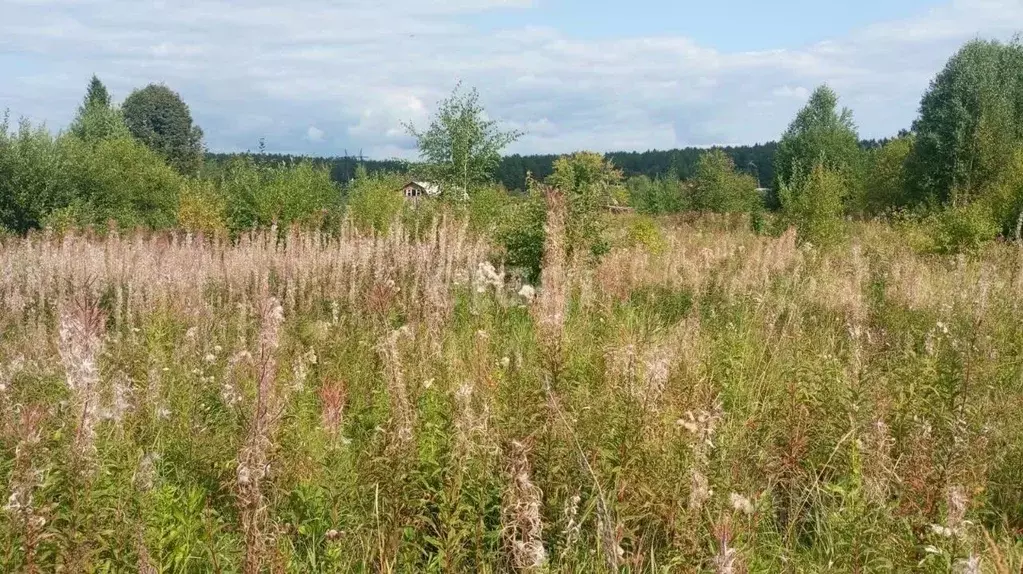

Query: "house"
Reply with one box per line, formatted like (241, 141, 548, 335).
(400, 181, 441, 199)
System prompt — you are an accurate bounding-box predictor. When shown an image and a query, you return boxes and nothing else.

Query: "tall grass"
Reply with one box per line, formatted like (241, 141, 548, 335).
(0, 214, 1022, 571)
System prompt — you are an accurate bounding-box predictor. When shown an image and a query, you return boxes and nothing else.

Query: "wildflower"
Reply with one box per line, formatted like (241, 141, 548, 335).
(517, 284, 536, 301)
(500, 356, 511, 369)
(689, 470, 712, 513)
(473, 261, 503, 293)
(955, 555, 980, 574)
(729, 492, 754, 516)
(930, 524, 954, 538)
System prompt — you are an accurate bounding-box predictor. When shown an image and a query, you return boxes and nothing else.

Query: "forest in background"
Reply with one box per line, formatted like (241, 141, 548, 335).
(208, 143, 784, 193)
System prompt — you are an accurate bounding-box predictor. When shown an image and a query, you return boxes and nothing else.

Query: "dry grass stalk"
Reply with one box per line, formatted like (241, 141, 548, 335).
(319, 378, 348, 438)
(236, 296, 286, 574)
(860, 418, 895, 505)
(57, 297, 106, 472)
(378, 326, 415, 448)
(533, 185, 568, 371)
(502, 440, 547, 572)
(3, 406, 47, 573)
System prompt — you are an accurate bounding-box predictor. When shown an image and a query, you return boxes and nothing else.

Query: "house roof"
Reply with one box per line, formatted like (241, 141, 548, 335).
(404, 181, 441, 196)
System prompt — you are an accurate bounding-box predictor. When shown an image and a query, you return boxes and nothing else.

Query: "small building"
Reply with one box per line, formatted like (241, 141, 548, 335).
(400, 181, 441, 199)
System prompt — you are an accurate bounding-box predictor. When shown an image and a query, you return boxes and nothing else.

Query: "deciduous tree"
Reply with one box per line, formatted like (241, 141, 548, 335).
(405, 83, 521, 199)
(122, 84, 205, 175)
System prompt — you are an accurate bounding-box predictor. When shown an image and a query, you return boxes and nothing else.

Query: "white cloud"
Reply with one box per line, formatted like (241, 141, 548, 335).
(306, 126, 325, 142)
(772, 86, 810, 100)
(1, 0, 1022, 157)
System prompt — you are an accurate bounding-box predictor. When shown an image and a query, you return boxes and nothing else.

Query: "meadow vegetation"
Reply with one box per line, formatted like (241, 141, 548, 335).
(1, 37, 1023, 573)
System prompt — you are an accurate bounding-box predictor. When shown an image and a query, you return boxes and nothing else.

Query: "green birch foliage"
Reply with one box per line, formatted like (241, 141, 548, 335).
(775, 85, 862, 193)
(907, 38, 1023, 207)
(406, 84, 521, 199)
(779, 161, 847, 245)
(691, 149, 762, 213)
(0, 114, 74, 232)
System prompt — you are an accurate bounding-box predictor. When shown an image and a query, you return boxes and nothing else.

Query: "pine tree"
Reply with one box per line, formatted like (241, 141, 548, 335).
(82, 75, 111, 110)
(69, 75, 128, 143)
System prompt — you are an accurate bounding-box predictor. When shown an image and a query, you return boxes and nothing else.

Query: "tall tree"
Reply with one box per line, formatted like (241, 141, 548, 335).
(906, 38, 1023, 207)
(83, 75, 111, 109)
(69, 75, 129, 143)
(774, 85, 861, 192)
(405, 83, 521, 199)
(122, 84, 205, 175)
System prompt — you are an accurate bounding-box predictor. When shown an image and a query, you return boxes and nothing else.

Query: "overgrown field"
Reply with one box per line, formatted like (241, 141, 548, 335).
(1, 208, 1023, 572)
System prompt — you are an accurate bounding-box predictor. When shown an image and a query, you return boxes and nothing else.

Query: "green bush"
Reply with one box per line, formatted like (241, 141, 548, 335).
(691, 149, 762, 214)
(627, 174, 687, 214)
(622, 214, 667, 254)
(979, 147, 1023, 238)
(929, 202, 1001, 254)
(497, 191, 547, 282)
(178, 179, 228, 236)
(62, 135, 182, 229)
(0, 115, 74, 233)
(344, 167, 406, 234)
(216, 156, 340, 232)
(464, 184, 512, 235)
(779, 161, 847, 245)
(858, 136, 913, 215)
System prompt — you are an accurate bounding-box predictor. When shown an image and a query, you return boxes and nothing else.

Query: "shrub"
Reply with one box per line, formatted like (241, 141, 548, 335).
(858, 136, 914, 215)
(690, 149, 761, 214)
(929, 202, 1001, 254)
(217, 156, 340, 232)
(0, 115, 74, 233)
(344, 167, 406, 233)
(465, 184, 512, 235)
(497, 191, 547, 282)
(178, 179, 228, 236)
(63, 135, 183, 229)
(979, 147, 1023, 238)
(622, 215, 667, 254)
(627, 174, 688, 214)
(779, 161, 847, 245)
(547, 152, 622, 257)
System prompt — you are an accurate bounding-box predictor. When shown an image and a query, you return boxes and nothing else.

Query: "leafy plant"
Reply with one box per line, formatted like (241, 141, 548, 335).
(405, 83, 521, 199)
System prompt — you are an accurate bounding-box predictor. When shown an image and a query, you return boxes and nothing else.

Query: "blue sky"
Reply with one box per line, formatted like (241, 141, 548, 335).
(2, 0, 1022, 158)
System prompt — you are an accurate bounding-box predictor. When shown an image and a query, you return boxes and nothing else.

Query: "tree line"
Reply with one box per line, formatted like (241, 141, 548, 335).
(207, 145, 781, 194)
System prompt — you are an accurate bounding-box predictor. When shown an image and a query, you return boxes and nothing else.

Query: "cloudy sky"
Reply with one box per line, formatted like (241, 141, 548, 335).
(2, 0, 1022, 159)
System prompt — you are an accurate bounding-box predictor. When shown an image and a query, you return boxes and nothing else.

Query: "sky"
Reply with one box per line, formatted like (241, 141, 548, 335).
(2, 0, 1022, 159)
